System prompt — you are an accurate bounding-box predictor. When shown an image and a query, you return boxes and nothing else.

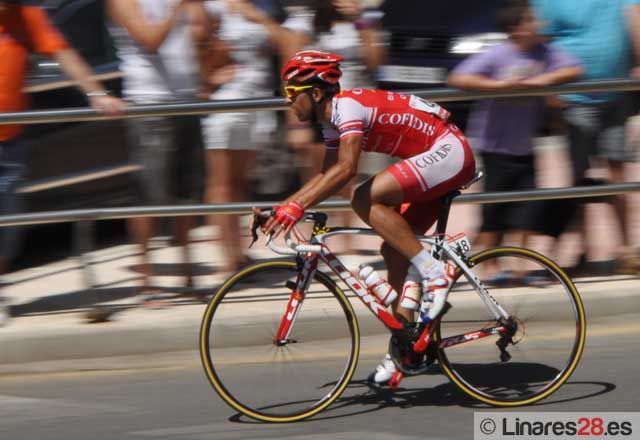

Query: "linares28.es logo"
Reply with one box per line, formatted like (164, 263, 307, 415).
(500, 417, 633, 437)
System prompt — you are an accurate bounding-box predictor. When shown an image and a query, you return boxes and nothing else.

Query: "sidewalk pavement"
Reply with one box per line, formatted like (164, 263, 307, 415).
(1, 220, 640, 371)
(1, 138, 640, 370)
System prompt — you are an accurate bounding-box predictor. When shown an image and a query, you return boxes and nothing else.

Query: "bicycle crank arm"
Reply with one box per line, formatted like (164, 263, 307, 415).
(388, 370, 405, 389)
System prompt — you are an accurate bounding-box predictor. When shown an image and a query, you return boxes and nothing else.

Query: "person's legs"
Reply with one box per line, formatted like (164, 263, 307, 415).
(205, 149, 255, 272)
(354, 130, 475, 264)
(502, 153, 538, 248)
(598, 98, 634, 262)
(475, 152, 514, 252)
(127, 117, 173, 293)
(608, 160, 632, 250)
(0, 137, 27, 325)
(203, 112, 257, 273)
(352, 174, 425, 259)
(127, 217, 155, 289)
(172, 116, 206, 287)
(563, 104, 600, 263)
(353, 128, 475, 316)
(379, 201, 442, 323)
(356, 127, 475, 384)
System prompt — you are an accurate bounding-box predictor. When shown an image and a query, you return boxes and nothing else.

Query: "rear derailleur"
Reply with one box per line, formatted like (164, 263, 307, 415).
(496, 317, 519, 362)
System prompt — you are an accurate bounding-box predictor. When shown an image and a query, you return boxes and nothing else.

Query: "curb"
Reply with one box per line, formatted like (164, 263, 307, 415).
(0, 281, 639, 368)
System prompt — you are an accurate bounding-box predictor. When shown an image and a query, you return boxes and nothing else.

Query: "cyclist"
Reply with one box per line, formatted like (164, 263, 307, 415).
(261, 50, 476, 384)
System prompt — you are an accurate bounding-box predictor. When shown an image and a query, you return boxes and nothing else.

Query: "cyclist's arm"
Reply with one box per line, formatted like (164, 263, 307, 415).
(288, 135, 361, 209)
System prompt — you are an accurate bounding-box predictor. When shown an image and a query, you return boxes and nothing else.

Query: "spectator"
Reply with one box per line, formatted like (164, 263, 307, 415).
(532, 0, 640, 271)
(282, 0, 388, 251)
(448, 0, 582, 258)
(201, 0, 291, 273)
(284, 0, 387, 183)
(0, 0, 125, 325)
(107, 0, 206, 304)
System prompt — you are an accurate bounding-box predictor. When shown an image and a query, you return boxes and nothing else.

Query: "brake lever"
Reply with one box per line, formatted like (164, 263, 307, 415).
(249, 213, 261, 248)
(248, 209, 273, 248)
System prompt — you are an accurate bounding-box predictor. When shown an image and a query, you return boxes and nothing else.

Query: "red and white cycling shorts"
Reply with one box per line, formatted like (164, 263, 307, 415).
(387, 125, 476, 232)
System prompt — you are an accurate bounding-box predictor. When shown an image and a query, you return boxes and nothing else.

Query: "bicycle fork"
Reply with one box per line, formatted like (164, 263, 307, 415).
(274, 254, 319, 345)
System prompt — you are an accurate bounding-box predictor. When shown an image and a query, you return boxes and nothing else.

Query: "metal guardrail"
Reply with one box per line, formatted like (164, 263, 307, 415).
(1, 78, 639, 125)
(1, 182, 639, 228)
(17, 163, 141, 194)
(0, 76, 639, 230)
(24, 62, 123, 94)
(1, 77, 639, 302)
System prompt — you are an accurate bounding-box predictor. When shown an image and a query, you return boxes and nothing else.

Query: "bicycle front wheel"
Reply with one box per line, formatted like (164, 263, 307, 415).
(436, 247, 586, 406)
(200, 260, 360, 422)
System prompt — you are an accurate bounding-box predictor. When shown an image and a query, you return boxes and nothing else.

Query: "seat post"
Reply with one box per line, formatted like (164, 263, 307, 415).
(436, 190, 459, 237)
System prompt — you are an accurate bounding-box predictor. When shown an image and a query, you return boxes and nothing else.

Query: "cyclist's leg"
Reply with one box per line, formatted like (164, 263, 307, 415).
(352, 128, 475, 274)
(381, 203, 441, 321)
(367, 203, 441, 384)
(351, 174, 423, 259)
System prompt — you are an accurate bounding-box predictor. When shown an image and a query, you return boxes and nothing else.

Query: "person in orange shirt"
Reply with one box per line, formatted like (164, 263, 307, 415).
(0, 1, 125, 325)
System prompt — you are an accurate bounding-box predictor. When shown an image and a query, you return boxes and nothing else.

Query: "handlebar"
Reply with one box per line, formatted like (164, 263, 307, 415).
(250, 209, 325, 255)
(267, 236, 322, 256)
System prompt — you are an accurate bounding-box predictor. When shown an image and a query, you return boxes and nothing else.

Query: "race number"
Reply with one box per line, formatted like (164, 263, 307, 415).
(448, 232, 471, 255)
(409, 95, 451, 120)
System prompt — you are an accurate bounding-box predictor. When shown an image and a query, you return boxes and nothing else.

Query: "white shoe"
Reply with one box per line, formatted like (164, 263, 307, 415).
(368, 354, 397, 384)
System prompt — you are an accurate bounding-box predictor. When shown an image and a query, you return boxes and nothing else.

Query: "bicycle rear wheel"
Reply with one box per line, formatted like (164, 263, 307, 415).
(200, 260, 360, 422)
(435, 247, 586, 406)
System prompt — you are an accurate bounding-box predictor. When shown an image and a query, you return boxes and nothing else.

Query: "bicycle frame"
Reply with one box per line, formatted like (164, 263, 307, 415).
(273, 227, 513, 353)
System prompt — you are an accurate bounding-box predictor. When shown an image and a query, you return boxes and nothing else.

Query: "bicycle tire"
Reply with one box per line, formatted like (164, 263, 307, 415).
(200, 260, 360, 422)
(434, 247, 586, 406)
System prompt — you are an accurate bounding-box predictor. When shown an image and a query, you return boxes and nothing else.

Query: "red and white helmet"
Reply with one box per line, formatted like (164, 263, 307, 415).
(281, 50, 344, 85)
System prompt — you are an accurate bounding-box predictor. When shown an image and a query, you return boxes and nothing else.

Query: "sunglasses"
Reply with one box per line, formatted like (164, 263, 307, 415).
(283, 84, 313, 100)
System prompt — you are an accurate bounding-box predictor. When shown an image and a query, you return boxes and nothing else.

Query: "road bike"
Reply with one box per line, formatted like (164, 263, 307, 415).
(200, 172, 586, 422)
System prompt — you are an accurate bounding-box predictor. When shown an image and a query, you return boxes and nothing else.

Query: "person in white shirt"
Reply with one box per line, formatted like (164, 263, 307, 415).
(108, 0, 207, 304)
(201, 0, 292, 272)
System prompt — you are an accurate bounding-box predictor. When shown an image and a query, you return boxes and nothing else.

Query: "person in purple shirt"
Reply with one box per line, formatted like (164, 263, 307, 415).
(448, 0, 582, 256)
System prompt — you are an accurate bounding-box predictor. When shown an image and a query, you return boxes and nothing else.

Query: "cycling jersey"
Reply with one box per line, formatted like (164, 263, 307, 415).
(322, 88, 476, 222)
(322, 89, 451, 158)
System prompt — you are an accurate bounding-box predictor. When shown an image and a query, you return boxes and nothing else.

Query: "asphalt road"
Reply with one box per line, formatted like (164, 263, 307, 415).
(1, 312, 638, 440)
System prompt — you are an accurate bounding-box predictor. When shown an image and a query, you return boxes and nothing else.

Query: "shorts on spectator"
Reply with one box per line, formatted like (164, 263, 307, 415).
(127, 115, 204, 205)
(479, 152, 539, 232)
(563, 98, 635, 163)
(202, 111, 275, 150)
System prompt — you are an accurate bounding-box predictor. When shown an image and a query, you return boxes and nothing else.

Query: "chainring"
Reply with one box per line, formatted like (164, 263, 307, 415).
(388, 327, 438, 376)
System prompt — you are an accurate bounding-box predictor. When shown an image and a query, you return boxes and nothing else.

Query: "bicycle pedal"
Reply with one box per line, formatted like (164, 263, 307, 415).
(388, 370, 404, 389)
(275, 338, 298, 346)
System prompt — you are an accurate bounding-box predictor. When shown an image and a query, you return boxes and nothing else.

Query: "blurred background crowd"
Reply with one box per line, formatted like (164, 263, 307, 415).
(2, 0, 640, 313)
